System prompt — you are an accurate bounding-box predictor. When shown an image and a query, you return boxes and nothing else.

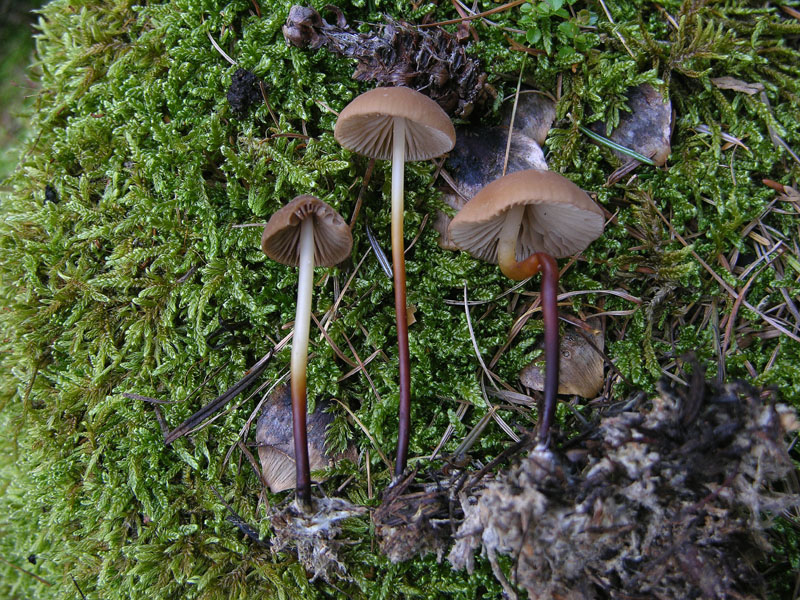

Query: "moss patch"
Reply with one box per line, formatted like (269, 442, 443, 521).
(1, 0, 798, 597)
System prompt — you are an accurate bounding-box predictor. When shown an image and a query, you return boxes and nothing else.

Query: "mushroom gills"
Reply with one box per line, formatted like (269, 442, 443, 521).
(336, 113, 454, 161)
(451, 203, 604, 263)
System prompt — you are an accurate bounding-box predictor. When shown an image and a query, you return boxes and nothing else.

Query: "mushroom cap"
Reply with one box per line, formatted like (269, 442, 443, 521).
(448, 169, 605, 261)
(261, 195, 352, 267)
(334, 87, 456, 161)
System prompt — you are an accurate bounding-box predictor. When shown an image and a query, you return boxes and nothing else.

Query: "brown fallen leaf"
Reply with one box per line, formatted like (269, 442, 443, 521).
(519, 318, 604, 398)
(256, 384, 356, 494)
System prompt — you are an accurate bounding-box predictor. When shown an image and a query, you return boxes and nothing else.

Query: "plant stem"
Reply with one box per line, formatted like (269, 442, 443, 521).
(392, 117, 411, 479)
(496, 206, 559, 448)
(292, 217, 314, 509)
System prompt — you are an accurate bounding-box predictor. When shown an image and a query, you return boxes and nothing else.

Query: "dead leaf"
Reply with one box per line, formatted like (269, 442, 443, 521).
(256, 384, 356, 493)
(519, 318, 605, 398)
(501, 92, 556, 147)
(711, 76, 765, 96)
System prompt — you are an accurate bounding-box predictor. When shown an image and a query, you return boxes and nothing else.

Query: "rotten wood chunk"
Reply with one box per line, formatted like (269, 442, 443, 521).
(448, 379, 800, 599)
(256, 384, 355, 494)
(283, 5, 493, 118)
(520, 318, 605, 398)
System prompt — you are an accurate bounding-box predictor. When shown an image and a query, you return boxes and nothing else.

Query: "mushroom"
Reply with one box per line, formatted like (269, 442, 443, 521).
(334, 87, 455, 478)
(447, 169, 604, 448)
(262, 195, 353, 509)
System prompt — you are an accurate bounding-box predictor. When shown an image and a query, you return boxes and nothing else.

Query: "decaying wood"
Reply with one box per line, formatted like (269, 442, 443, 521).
(283, 5, 493, 118)
(376, 371, 800, 598)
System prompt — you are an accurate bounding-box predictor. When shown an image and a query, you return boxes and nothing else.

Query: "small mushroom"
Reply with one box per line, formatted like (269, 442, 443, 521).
(262, 195, 353, 509)
(448, 169, 604, 447)
(335, 87, 455, 478)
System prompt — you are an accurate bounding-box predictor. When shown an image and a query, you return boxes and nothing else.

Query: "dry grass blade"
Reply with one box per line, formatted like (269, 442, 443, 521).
(487, 388, 537, 407)
(596, 0, 635, 58)
(366, 223, 393, 279)
(349, 158, 375, 228)
(463, 282, 501, 390)
(321, 247, 372, 331)
(311, 312, 356, 368)
(419, 0, 527, 27)
(722, 258, 780, 356)
(503, 57, 526, 177)
(164, 333, 291, 445)
(211, 486, 268, 547)
(694, 124, 750, 151)
(481, 377, 521, 442)
(0, 555, 52, 586)
(340, 329, 384, 406)
(337, 349, 382, 382)
(653, 204, 800, 343)
(122, 392, 175, 405)
(222, 369, 289, 470)
(207, 31, 237, 65)
(444, 278, 531, 306)
(430, 400, 469, 459)
(453, 407, 497, 458)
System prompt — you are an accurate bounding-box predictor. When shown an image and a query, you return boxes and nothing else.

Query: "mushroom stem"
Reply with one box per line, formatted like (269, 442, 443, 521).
(291, 216, 315, 509)
(496, 205, 560, 448)
(391, 117, 411, 479)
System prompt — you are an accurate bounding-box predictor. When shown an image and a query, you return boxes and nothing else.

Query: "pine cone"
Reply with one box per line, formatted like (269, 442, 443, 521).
(283, 5, 493, 118)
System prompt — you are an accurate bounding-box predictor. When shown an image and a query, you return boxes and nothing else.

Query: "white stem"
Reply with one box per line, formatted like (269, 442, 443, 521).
(497, 204, 524, 275)
(391, 118, 406, 256)
(292, 218, 314, 387)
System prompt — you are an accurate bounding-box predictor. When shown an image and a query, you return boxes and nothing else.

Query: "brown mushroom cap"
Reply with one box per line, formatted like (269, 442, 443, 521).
(261, 195, 352, 267)
(448, 169, 605, 261)
(334, 87, 456, 161)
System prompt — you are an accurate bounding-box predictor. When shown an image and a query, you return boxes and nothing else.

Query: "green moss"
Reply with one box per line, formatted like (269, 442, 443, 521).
(1, 0, 799, 597)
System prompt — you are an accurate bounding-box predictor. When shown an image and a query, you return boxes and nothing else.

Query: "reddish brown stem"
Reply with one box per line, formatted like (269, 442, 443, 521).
(394, 249, 411, 478)
(291, 374, 313, 510)
(510, 252, 560, 447)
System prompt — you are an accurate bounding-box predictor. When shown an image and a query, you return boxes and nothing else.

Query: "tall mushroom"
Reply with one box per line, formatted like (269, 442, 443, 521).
(447, 169, 604, 448)
(262, 195, 353, 509)
(334, 87, 455, 478)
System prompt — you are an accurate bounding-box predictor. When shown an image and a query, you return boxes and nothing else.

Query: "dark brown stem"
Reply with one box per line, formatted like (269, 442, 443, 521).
(507, 252, 560, 448)
(394, 248, 411, 478)
(291, 366, 313, 510)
